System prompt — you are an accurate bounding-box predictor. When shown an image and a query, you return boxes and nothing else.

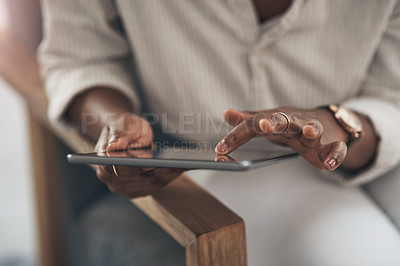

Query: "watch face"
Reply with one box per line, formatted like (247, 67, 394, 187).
(336, 106, 363, 132)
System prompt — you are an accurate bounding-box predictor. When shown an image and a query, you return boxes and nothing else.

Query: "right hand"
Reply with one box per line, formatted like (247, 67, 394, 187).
(95, 113, 183, 198)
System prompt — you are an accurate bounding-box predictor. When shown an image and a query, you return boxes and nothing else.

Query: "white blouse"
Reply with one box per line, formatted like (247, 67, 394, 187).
(39, 0, 400, 185)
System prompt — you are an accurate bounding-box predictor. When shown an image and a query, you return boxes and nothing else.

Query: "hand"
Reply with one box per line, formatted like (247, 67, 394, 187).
(216, 108, 350, 171)
(95, 113, 183, 198)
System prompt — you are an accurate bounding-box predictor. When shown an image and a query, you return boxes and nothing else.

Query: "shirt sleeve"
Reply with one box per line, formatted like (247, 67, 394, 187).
(322, 1, 400, 186)
(38, 0, 140, 130)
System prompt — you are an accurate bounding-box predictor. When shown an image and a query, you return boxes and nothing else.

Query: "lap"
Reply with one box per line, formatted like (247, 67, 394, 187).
(188, 157, 400, 266)
(70, 193, 185, 266)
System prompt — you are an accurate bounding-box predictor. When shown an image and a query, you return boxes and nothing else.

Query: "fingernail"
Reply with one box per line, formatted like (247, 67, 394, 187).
(327, 158, 337, 169)
(216, 140, 228, 153)
(218, 158, 226, 162)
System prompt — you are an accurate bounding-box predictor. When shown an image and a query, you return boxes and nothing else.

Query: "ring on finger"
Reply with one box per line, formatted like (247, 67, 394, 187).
(272, 112, 290, 135)
(112, 165, 119, 176)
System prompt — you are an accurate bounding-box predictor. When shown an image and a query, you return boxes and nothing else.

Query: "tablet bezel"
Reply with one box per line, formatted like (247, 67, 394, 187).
(67, 150, 298, 171)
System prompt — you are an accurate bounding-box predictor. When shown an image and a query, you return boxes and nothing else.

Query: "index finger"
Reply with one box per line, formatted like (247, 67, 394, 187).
(215, 113, 289, 154)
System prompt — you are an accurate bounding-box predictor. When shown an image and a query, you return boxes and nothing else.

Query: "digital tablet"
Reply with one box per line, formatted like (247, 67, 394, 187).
(67, 140, 298, 171)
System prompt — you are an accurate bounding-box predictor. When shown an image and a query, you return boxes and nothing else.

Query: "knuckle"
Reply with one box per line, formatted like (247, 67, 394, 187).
(242, 119, 253, 132)
(270, 113, 281, 124)
(288, 124, 302, 136)
(314, 119, 324, 130)
(272, 112, 299, 136)
(245, 116, 261, 134)
(306, 120, 323, 135)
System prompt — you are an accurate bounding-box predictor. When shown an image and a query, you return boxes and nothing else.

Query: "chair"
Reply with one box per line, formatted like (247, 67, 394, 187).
(0, 1, 246, 265)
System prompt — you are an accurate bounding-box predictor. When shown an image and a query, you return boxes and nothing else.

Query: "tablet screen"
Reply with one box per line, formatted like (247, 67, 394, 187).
(68, 139, 298, 170)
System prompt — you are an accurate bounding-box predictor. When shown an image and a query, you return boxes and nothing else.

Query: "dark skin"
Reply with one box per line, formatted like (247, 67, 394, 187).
(68, 88, 184, 198)
(252, 0, 293, 23)
(215, 108, 377, 172)
(68, 88, 377, 198)
(67, 0, 378, 198)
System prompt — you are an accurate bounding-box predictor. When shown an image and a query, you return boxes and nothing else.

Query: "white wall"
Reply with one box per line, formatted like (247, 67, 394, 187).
(0, 79, 37, 266)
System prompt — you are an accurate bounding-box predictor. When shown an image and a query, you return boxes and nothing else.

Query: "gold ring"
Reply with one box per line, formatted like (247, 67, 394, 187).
(273, 112, 290, 135)
(112, 165, 119, 176)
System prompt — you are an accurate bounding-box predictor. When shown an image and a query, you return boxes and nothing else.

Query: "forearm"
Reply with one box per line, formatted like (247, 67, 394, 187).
(67, 87, 133, 141)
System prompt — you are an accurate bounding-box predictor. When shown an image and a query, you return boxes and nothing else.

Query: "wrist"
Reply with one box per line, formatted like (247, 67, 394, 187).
(316, 106, 377, 172)
(315, 108, 350, 144)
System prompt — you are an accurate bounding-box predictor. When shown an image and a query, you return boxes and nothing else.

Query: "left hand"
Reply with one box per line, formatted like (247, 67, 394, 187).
(215, 107, 350, 171)
(95, 114, 184, 198)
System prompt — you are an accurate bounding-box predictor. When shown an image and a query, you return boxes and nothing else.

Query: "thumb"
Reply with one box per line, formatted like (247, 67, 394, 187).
(95, 126, 111, 154)
(107, 117, 153, 152)
(319, 141, 348, 171)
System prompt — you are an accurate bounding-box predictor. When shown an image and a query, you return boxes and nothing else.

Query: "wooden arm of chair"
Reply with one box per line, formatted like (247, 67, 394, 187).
(0, 31, 246, 266)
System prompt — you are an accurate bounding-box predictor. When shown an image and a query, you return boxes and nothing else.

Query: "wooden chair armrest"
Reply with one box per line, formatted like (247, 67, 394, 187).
(0, 30, 246, 266)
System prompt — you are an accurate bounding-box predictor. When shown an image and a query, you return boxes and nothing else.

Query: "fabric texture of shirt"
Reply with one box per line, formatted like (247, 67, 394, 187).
(39, 0, 400, 186)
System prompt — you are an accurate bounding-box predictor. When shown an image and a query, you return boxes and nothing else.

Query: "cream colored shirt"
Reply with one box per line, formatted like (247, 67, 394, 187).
(39, 0, 400, 185)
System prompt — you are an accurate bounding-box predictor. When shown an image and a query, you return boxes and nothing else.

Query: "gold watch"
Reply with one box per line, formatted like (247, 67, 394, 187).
(324, 104, 364, 147)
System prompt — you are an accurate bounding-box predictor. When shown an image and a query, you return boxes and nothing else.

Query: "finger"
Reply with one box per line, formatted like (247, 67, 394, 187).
(153, 167, 184, 175)
(126, 149, 154, 172)
(109, 148, 153, 159)
(107, 129, 153, 152)
(102, 144, 154, 176)
(224, 109, 256, 127)
(114, 114, 143, 138)
(216, 113, 288, 154)
(102, 168, 183, 198)
(259, 112, 299, 136)
(100, 163, 179, 181)
(215, 117, 260, 154)
(107, 115, 153, 152)
(99, 164, 143, 179)
(214, 155, 234, 162)
(98, 169, 152, 184)
(95, 126, 110, 154)
(96, 166, 115, 182)
(319, 141, 348, 171)
(298, 120, 324, 149)
(261, 112, 304, 138)
(142, 166, 156, 172)
(141, 168, 156, 178)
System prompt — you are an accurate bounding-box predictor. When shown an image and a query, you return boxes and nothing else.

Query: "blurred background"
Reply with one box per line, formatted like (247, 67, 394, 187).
(0, 1, 38, 265)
